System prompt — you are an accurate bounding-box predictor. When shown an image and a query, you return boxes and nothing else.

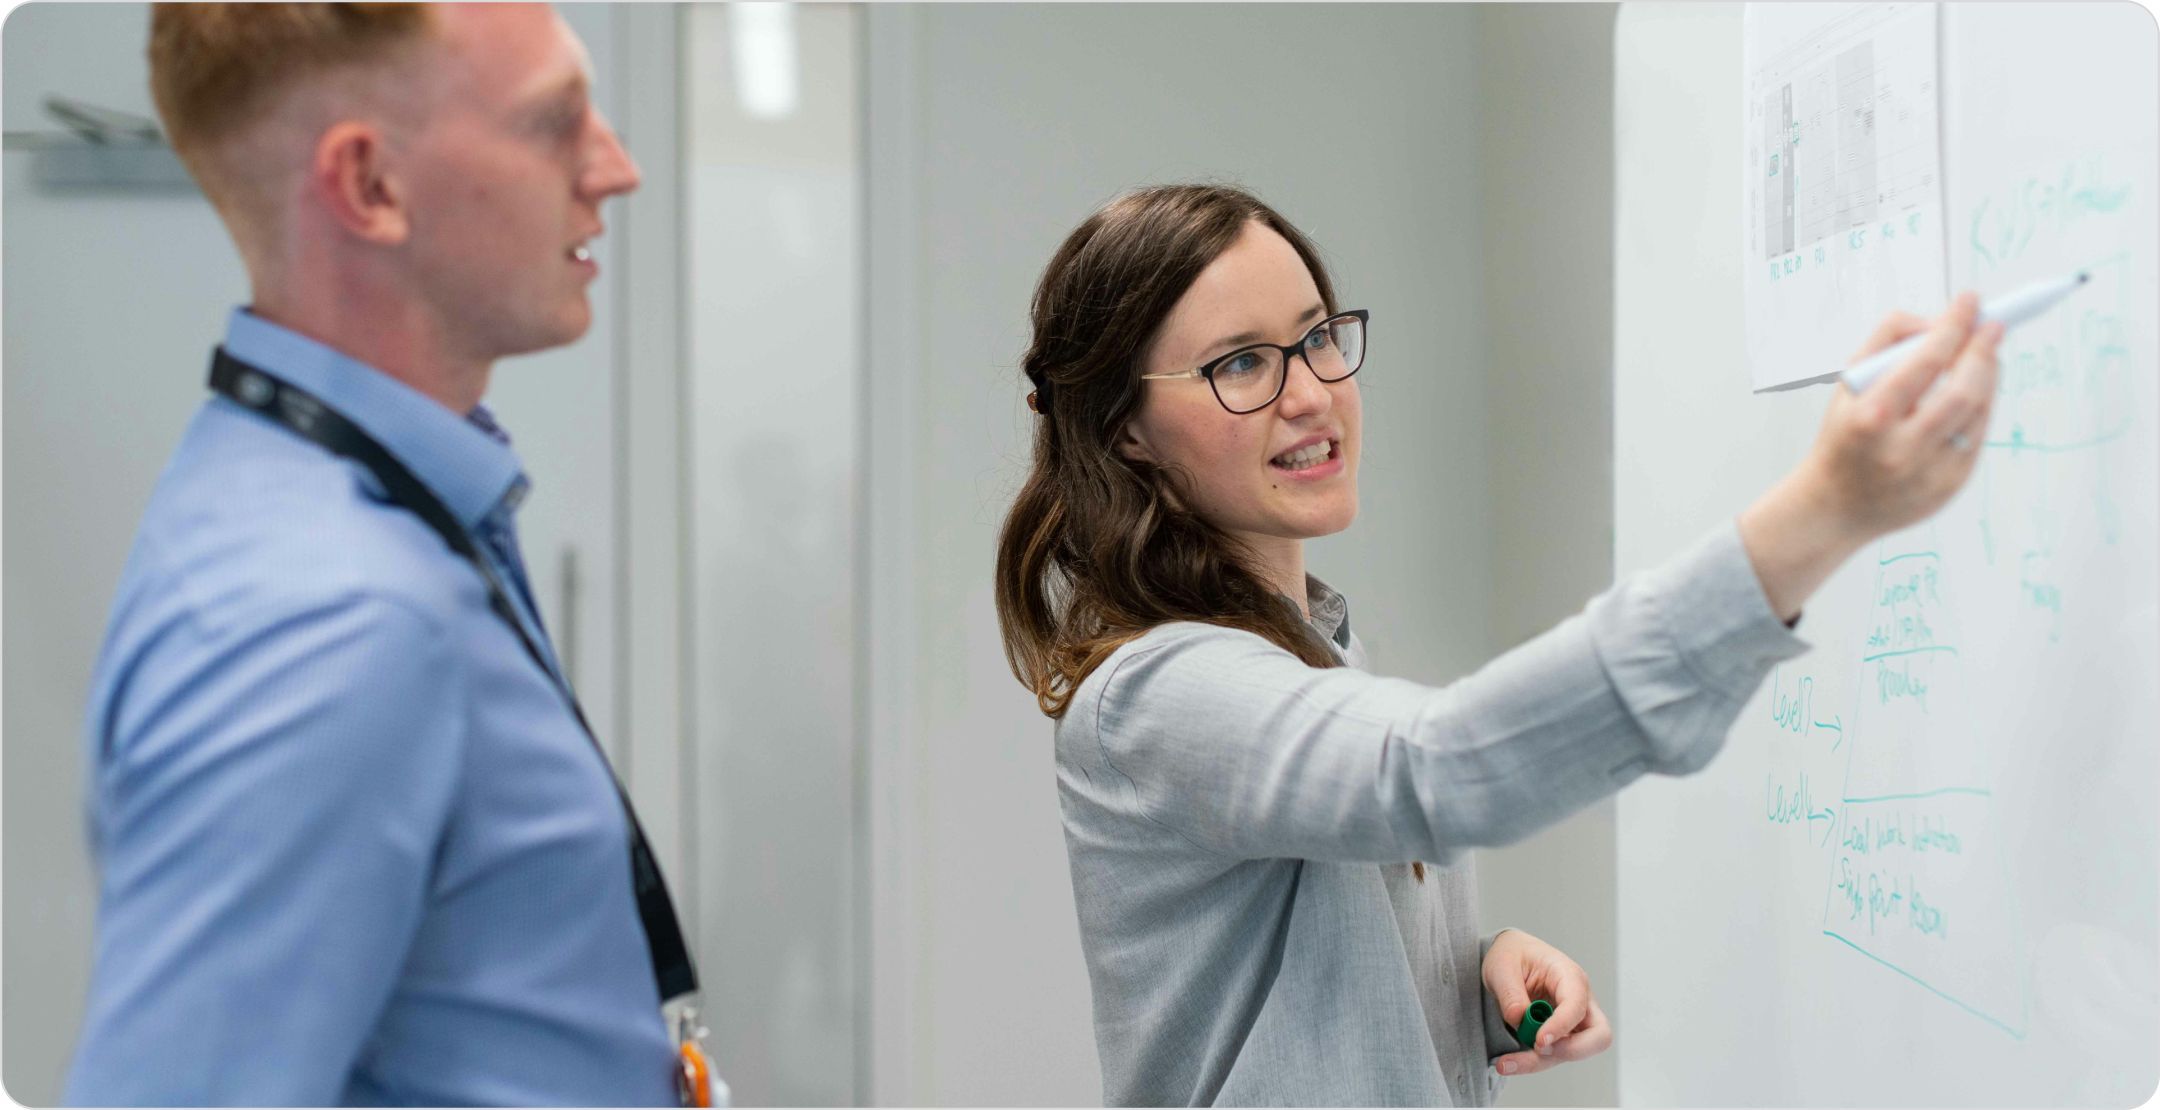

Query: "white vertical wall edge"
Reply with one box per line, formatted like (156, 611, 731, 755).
(613, 4, 694, 920)
(684, 7, 862, 1100)
(863, 4, 924, 1102)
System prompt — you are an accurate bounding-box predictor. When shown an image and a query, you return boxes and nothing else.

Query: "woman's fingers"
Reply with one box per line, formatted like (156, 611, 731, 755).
(1482, 931, 1612, 1077)
(1798, 292, 2003, 544)
(1533, 970, 1594, 1051)
(1550, 999, 1614, 1062)
(1493, 1048, 1552, 1077)
(1497, 998, 1614, 1075)
(1872, 291, 1980, 420)
(1907, 321, 2004, 447)
(1490, 978, 1533, 1029)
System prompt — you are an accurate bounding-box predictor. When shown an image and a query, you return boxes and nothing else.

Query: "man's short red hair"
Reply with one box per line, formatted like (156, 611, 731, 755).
(147, 4, 432, 204)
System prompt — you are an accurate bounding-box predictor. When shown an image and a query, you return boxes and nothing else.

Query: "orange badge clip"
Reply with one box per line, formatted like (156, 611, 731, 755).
(678, 1037, 712, 1107)
(673, 1006, 714, 1107)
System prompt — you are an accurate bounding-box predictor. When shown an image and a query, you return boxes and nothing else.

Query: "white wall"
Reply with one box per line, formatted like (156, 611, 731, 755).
(683, 5, 862, 1104)
(1472, 6, 1620, 1107)
(865, 5, 1511, 1103)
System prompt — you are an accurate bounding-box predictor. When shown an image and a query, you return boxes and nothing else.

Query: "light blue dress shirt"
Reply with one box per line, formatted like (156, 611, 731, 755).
(65, 310, 678, 1106)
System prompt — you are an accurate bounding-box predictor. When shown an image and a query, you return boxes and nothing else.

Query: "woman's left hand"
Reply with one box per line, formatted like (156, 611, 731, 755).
(1481, 928, 1613, 1077)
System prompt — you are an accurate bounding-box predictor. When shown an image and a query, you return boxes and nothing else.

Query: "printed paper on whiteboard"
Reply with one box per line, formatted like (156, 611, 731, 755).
(1743, 2, 1948, 392)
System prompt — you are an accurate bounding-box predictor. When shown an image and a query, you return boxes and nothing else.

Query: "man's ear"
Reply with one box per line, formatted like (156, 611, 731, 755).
(310, 121, 410, 246)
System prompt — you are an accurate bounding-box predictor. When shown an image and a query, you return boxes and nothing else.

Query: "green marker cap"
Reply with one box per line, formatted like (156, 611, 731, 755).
(1512, 998, 1555, 1050)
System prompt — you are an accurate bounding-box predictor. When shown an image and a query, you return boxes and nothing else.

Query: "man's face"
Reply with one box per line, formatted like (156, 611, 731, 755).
(399, 5, 639, 362)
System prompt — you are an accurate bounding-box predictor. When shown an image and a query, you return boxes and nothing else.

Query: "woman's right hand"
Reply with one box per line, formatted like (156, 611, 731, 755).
(1738, 291, 2006, 623)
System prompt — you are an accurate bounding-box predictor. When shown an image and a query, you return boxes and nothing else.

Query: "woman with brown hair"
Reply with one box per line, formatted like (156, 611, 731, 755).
(993, 183, 2000, 1106)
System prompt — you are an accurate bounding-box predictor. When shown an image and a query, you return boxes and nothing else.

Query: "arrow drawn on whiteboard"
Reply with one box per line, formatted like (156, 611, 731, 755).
(1813, 714, 1844, 751)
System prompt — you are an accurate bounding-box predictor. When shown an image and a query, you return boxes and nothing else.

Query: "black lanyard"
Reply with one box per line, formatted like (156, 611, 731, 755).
(208, 347, 699, 1004)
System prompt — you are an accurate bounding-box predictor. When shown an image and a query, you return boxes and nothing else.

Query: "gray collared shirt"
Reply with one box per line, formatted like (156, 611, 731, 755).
(1054, 520, 1808, 1106)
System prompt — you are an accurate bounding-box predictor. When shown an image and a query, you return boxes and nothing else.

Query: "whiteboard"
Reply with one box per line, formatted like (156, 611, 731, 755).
(1614, 4, 2158, 1105)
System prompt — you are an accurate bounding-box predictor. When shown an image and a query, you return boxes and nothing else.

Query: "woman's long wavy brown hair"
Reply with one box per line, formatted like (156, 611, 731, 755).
(995, 184, 1346, 718)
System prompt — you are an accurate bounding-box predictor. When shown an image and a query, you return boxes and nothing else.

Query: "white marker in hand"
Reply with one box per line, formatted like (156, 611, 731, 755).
(1842, 270, 2091, 393)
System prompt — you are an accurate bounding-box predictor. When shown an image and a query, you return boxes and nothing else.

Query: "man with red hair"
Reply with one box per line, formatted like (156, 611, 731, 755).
(66, 6, 709, 1104)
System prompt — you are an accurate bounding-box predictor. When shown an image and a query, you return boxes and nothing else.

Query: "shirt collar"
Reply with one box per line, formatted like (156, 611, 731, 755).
(1303, 574, 1353, 652)
(222, 308, 528, 530)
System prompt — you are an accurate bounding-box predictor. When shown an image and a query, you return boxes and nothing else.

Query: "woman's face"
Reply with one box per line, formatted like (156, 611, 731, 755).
(1121, 221, 1362, 553)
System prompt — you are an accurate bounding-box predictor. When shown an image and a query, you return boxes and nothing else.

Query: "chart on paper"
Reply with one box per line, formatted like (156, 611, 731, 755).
(1743, 2, 1947, 392)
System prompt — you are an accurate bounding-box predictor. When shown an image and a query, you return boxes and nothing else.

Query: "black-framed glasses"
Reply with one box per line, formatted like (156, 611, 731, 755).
(1140, 309, 1369, 414)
